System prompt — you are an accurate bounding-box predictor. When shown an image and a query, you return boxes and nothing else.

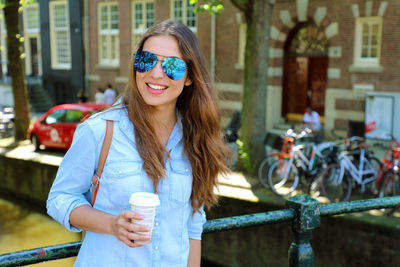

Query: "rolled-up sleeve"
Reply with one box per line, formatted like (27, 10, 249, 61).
(187, 205, 207, 240)
(46, 122, 98, 232)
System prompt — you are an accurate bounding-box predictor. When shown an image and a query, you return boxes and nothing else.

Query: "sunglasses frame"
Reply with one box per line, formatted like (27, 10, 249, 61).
(133, 50, 187, 81)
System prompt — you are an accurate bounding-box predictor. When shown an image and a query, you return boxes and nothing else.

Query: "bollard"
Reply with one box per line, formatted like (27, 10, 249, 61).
(286, 195, 320, 267)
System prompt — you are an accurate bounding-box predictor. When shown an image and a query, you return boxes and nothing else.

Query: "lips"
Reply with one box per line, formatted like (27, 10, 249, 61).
(146, 83, 168, 95)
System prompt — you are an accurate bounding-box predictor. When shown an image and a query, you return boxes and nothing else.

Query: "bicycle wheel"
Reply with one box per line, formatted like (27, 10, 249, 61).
(267, 159, 299, 197)
(308, 173, 323, 199)
(306, 155, 327, 198)
(364, 156, 382, 194)
(321, 163, 352, 202)
(368, 156, 382, 172)
(378, 171, 400, 197)
(258, 155, 279, 188)
(378, 171, 400, 215)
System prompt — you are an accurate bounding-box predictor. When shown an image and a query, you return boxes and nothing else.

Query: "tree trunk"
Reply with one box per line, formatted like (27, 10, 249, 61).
(240, 0, 274, 173)
(4, 0, 30, 141)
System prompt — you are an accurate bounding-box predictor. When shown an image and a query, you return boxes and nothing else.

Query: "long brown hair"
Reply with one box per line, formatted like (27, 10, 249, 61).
(122, 20, 230, 213)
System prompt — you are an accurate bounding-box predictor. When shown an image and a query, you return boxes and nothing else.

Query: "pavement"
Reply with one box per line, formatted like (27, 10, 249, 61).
(1, 134, 399, 221)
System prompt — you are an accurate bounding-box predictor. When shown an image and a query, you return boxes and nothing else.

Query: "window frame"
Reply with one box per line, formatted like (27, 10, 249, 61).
(49, 0, 72, 70)
(131, 0, 154, 50)
(353, 16, 382, 67)
(49, 0, 71, 70)
(23, 3, 42, 76)
(97, 1, 120, 66)
(169, 0, 197, 32)
(23, 3, 40, 34)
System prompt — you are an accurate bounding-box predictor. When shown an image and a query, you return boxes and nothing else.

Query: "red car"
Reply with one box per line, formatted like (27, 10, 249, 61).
(29, 103, 107, 150)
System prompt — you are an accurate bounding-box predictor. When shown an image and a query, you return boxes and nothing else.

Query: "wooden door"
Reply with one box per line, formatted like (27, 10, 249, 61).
(284, 56, 308, 116)
(308, 57, 328, 116)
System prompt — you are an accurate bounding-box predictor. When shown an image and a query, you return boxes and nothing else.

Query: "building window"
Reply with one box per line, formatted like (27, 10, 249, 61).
(98, 2, 119, 66)
(170, 0, 196, 32)
(354, 17, 382, 67)
(49, 1, 71, 69)
(24, 4, 40, 34)
(23, 3, 41, 76)
(132, 0, 154, 49)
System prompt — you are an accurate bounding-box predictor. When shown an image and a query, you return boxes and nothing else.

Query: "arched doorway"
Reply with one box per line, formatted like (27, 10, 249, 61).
(282, 22, 329, 121)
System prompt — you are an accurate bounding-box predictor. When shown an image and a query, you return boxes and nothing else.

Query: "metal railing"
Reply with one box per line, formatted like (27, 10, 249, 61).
(0, 195, 400, 267)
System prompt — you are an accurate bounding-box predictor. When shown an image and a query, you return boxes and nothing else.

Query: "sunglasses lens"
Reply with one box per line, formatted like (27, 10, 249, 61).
(134, 51, 157, 73)
(162, 57, 187, 80)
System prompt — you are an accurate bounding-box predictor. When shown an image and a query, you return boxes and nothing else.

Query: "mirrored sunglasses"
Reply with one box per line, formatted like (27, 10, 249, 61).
(134, 50, 187, 81)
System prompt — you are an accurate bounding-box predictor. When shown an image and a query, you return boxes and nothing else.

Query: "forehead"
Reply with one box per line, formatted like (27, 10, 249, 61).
(142, 35, 183, 58)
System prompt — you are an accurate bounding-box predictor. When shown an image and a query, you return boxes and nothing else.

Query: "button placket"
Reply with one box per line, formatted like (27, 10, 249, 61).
(152, 214, 161, 259)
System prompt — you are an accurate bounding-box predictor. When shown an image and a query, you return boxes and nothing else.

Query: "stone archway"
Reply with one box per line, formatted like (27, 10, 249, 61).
(265, 3, 339, 130)
(282, 22, 329, 120)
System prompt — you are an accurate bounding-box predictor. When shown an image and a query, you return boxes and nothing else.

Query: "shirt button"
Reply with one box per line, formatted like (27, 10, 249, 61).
(185, 169, 189, 172)
(155, 246, 159, 250)
(155, 222, 159, 226)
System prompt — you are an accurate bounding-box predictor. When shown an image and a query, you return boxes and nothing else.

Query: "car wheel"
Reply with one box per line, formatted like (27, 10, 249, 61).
(31, 134, 41, 151)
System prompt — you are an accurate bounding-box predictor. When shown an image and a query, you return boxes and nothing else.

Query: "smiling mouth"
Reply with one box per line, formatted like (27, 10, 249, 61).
(147, 83, 168, 90)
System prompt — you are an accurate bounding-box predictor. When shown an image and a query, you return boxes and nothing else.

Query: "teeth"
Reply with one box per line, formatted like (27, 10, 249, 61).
(147, 83, 167, 90)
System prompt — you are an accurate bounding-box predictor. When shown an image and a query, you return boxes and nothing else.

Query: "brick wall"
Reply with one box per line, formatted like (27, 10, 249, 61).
(86, 0, 400, 132)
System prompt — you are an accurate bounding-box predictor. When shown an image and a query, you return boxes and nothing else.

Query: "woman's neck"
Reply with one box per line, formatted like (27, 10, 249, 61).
(152, 107, 177, 147)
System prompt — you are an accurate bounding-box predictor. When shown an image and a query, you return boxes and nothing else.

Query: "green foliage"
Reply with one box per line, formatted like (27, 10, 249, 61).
(191, 0, 224, 15)
(0, 0, 35, 12)
(236, 139, 256, 173)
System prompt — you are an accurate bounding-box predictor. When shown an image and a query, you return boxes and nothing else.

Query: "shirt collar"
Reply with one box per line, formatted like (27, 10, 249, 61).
(166, 111, 183, 152)
(110, 105, 183, 151)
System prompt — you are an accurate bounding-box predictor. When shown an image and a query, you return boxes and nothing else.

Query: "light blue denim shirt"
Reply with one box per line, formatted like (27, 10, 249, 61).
(47, 106, 206, 267)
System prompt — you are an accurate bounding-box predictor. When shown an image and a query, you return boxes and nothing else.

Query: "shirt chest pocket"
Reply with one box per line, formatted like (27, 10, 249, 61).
(169, 159, 192, 205)
(101, 161, 143, 210)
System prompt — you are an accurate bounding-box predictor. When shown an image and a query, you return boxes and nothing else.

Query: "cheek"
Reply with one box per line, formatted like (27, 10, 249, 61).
(172, 80, 186, 94)
(136, 72, 145, 84)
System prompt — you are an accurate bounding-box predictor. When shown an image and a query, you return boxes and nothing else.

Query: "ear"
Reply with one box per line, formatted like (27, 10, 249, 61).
(184, 76, 192, 86)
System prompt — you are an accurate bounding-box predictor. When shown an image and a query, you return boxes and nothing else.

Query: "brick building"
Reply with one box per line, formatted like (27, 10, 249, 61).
(84, 0, 400, 139)
(0, 0, 394, 136)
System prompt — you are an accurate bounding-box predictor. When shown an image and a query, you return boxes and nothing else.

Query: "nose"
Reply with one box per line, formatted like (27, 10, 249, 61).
(150, 60, 164, 79)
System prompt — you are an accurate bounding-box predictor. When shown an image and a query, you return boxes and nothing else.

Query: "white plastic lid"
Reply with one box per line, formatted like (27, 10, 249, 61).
(129, 192, 160, 207)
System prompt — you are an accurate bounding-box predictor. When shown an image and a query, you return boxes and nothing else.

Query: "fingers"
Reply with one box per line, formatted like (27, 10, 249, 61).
(112, 211, 151, 247)
(119, 228, 151, 247)
(121, 210, 144, 221)
(125, 221, 151, 233)
(119, 211, 150, 233)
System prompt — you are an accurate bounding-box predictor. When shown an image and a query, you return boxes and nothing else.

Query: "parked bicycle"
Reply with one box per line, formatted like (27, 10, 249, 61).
(260, 129, 336, 197)
(321, 136, 381, 202)
(375, 139, 400, 215)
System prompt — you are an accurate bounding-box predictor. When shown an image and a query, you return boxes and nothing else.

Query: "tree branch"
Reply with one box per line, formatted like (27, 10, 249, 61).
(230, 0, 246, 13)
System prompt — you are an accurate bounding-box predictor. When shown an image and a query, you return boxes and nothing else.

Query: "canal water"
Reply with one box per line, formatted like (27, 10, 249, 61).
(0, 196, 223, 267)
(0, 196, 81, 266)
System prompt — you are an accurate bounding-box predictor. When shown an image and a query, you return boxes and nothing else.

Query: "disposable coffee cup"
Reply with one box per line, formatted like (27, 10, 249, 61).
(129, 192, 160, 244)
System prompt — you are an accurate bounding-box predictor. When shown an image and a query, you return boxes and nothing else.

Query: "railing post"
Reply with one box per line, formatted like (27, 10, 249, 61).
(286, 194, 320, 267)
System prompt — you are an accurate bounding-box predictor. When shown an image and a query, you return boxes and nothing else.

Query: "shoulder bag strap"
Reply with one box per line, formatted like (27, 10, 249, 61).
(90, 120, 113, 206)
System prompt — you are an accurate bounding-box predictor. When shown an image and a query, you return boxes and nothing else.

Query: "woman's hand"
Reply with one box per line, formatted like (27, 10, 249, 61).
(111, 211, 151, 247)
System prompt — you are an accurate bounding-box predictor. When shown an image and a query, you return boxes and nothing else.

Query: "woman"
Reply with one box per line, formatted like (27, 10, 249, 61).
(47, 20, 230, 266)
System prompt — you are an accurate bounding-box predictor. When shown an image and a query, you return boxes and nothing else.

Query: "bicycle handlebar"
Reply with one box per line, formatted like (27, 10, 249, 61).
(284, 128, 312, 139)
